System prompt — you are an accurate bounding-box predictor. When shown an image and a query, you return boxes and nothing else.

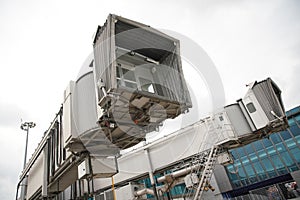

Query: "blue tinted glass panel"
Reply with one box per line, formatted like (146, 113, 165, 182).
(241, 156, 250, 165)
(290, 148, 300, 164)
(288, 118, 296, 126)
(275, 143, 286, 152)
(236, 148, 246, 157)
(249, 153, 258, 162)
(230, 150, 239, 160)
(232, 180, 242, 188)
(261, 158, 277, 177)
(253, 161, 268, 180)
(289, 125, 300, 137)
(280, 130, 292, 140)
(280, 151, 298, 172)
(244, 164, 255, 177)
(295, 135, 300, 144)
(295, 115, 300, 123)
(266, 146, 276, 156)
(244, 144, 254, 154)
(271, 155, 287, 175)
(257, 149, 267, 159)
(253, 141, 264, 151)
(237, 165, 247, 179)
(270, 134, 282, 144)
(285, 139, 297, 148)
(262, 139, 273, 148)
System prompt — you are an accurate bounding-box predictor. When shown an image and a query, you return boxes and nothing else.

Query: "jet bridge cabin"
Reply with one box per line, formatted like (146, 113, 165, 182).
(92, 14, 192, 148)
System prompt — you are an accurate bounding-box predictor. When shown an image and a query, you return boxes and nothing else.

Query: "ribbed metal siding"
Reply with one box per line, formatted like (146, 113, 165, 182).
(252, 78, 285, 121)
(93, 15, 115, 101)
(93, 14, 191, 107)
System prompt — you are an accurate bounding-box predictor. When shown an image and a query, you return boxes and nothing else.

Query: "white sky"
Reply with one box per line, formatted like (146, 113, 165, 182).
(0, 0, 300, 199)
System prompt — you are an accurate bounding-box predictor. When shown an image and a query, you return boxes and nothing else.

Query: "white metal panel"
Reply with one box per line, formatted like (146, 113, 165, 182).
(93, 119, 228, 189)
(91, 157, 118, 178)
(242, 89, 269, 130)
(27, 154, 44, 199)
(115, 183, 143, 200)
(224, 104, 252, 137)
(78, 160, 88, 179)
(63, 81, 76, 146)
(73, 71, 98, 137)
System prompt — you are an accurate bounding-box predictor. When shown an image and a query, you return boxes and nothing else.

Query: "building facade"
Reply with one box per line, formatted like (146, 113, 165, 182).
(215, 106, 300, 199)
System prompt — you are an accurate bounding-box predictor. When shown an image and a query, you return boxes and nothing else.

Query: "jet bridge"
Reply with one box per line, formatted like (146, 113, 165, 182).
(16, 14, 288, 200)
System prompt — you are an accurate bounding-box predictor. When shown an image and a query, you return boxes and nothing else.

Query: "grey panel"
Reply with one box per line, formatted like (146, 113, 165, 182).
(291, 170, 300, 185)
(225, 104, 252, 137)
(252, 78, 285, 121)
(213, 165, 233, 193)
(93, 14, 191, 107)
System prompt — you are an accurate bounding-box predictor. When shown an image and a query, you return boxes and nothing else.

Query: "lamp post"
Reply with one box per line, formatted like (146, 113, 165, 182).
(20, 122, 36, 169)
(20, 121, 35, 200)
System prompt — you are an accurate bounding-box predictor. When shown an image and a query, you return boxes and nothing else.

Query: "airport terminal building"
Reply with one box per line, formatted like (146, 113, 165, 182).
(214, 106, 300, 199)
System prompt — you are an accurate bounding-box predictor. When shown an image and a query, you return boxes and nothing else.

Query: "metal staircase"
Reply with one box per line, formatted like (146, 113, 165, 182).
(193, 145, 220, 200)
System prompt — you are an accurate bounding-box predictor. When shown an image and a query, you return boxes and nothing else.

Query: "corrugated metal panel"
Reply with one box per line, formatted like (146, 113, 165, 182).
(252, 78, 285, 121)
(93, 14, 191, 106)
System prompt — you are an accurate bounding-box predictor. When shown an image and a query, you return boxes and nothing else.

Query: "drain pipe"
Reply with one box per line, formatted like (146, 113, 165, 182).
(144, 148, 160, 200)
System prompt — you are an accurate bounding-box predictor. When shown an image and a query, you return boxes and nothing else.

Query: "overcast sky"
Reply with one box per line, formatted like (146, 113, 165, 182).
(0, 0, 300, 199)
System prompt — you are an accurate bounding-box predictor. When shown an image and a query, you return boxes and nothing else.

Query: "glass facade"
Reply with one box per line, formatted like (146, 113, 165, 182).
(224, 106, 300, 197)
(136, 106, 300, 199)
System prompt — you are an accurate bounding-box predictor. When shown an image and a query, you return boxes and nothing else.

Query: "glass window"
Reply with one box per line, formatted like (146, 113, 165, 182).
(257, 149, 267, 159)
(295, 115, 300, 124)
(236, 148, 246, 157)
(262, 139, 273, 148)
(122, 68, 136, 81)
(244, 164, 256, 177)
(230, 150, 239, 160)
(266, 146, 276, 156)
(246, 103, 256, 113)
(280, 151, 298, 171)
(271, 155, 287, 175)
(280, 130, 292, 140)
(295, 135, 300, 144)
(252, 161, 264, 174)
(139, 78, 155, 93)
(289, 125, 300, 137)
(261, 158, 276, 177)
(253, 161, 267, 180)
(227, 165, 239, 182)
(275, 143, 286, 152)
(270, 134, 282, 144)
(116, 64, 138, 89)
(249, 153, 258, 162)
(253, 141, 264, 151)
(244, 144, 254, 154)
(232, 180, 242, 188)
(241, 156, 250, 165)
(285, 138, 297, 148)
(290, 148, 300, 164)
(237, 165, 247, 179)
(288, 118, 296, 126)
